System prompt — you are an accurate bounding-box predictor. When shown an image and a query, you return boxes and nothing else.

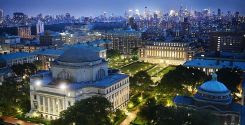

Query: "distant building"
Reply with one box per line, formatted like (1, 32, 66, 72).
(174, 73, 243, 125)
(10, 44, 40, 53)
(18, 26, 32, 39)
(0, 52, 36, 67)
(209, 32, 245, 53)
(0, 44, 10, 54)
(183, 58, 245, 74)
(140, 41, 195, 66)
(87, 39, 113, 50)
(29, 47, 130, 119)
(0, 34, 20, 44)
(36, 20, 44, 35)
(13, 12, 25, 24)
(60, 31, 88, 44)
(39, 31, 62, 46)
(33, 49, 64, 70)
(100, 29, 143, 54)
(0, 9, 3, 24)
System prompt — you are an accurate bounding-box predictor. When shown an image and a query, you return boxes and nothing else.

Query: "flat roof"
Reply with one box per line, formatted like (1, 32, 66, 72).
(0, 52, 35, 61)
(32, 71, 128, 90)
(33, 49, 64, 57)
(184, 59, 245, 71)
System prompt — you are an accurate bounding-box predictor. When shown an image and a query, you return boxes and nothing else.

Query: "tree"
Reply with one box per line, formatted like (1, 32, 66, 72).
(139, 98, 159, 122)
(52, 96, 112, 125)
(131, 47, 139, 61)
(159, 66, 208, 95)
(11, 63, 37, 76)
(155, 106, 221, 125)
(0, 77, 30, 116)
(130, 71, 154, 93)
(217, 68, 242, 93)
(107, 49, 121, 59)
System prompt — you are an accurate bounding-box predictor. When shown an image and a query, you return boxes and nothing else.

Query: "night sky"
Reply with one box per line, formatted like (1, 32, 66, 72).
(0, 0, 245, 17)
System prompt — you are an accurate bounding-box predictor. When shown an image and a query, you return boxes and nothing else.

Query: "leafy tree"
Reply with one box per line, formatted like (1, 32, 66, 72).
(107, 49, 121, 59)
(52, 96, 112, 125)
(131, 47, 139, 61)
(130, 71, 154, 93)
(139, 98, 159, 122)
(217, 68, 242, 93)
(11, 63, 37, 76)
(0, 77, 30, 116)
(140, 104, 222, 125)
(159, 66, 208, 95)
(33, 60, 43, 70)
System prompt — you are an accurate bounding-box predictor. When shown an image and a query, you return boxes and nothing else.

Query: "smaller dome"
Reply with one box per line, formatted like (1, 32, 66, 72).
(199, 73, 229, 93)
(57, 47, 101, 63)
(199, 80, 229, 93)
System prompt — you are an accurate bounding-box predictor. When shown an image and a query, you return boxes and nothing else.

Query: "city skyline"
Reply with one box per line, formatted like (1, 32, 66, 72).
(0, 0, 245, 17)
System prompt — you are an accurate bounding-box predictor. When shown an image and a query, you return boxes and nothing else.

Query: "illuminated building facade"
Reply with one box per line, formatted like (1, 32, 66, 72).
(18, 26, 32, 39)
(99, 29, 143, 54)
(209, 32, 245, 53)
(29, 47, 129, 119)
(139, 41, 195, 65)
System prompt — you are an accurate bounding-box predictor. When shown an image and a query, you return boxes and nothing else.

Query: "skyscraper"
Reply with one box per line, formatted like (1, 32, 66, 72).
(36, 20, 44, 35)
(0, 9, 3, 24)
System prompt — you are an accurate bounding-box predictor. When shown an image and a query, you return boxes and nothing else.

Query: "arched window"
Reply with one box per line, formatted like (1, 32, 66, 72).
(96, 69, 105, 80)
(57, 70, 71, 80)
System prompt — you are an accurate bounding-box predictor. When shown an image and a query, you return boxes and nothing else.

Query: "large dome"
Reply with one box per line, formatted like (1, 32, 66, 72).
(57, 47, 101, 63)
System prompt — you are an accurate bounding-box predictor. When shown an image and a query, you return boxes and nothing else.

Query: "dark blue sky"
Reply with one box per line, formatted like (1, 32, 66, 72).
(0, 0, 245, 17)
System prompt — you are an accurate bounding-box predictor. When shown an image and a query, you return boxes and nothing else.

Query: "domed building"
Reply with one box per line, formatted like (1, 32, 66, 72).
(174, 73, 243, 125)
(29, 47, 130, 120)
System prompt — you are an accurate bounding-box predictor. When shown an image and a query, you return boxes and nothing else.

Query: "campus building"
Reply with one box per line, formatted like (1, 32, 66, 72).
(139, 41, 195, 66)
(174, 73, 245, 125)
(29, 46, 130, 119)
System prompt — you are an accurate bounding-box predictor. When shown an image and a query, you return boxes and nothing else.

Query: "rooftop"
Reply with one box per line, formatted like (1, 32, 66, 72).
(31, 71, 128, 90)
(32, 49, 64, 57)
(57, 47, 101, 63)
(184, 59, 245, 71)
(0, 52, 35, 61)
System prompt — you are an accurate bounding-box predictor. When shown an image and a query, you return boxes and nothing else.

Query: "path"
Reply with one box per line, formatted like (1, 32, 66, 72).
(1, 116, 38, 125)
(120, 108, 140, 125)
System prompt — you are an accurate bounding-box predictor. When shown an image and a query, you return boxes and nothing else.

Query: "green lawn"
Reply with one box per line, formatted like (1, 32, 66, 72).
(108, 58, 135, 69)
(120, 62, 155, 76)
(153, 66, 176, 78)
(147, 65, 165, 76)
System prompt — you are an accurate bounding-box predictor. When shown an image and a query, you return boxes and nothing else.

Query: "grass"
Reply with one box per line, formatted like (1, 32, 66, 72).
(153, 66, 176, 78)
(108, 58, 135, 69)
(147, 65, 165, 76)
(121, 62, 155, 76)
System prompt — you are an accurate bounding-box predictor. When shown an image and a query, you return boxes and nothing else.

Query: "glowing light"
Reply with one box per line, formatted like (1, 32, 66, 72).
(59, 83, 67, 90)
(35, 80, 41, 86)
(138, 96, 143, 102)
(128, 103, 134, 108)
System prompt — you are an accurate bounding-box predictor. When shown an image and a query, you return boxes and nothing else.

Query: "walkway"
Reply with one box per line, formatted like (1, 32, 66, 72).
(120, 108, 140, 125)
(1, 116, 37, 125)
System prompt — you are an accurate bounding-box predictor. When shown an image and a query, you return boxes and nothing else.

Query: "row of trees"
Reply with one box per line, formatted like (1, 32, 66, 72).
(0, 63, 38, 116)
(139, 98, 222, 125)
(52, 96, 125, 125)
(0, 77, 30, 116)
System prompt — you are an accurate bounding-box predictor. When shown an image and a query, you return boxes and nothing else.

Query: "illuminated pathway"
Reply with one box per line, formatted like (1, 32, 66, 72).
(1, 116, 37, 125)
(120, 108, 140, 125)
